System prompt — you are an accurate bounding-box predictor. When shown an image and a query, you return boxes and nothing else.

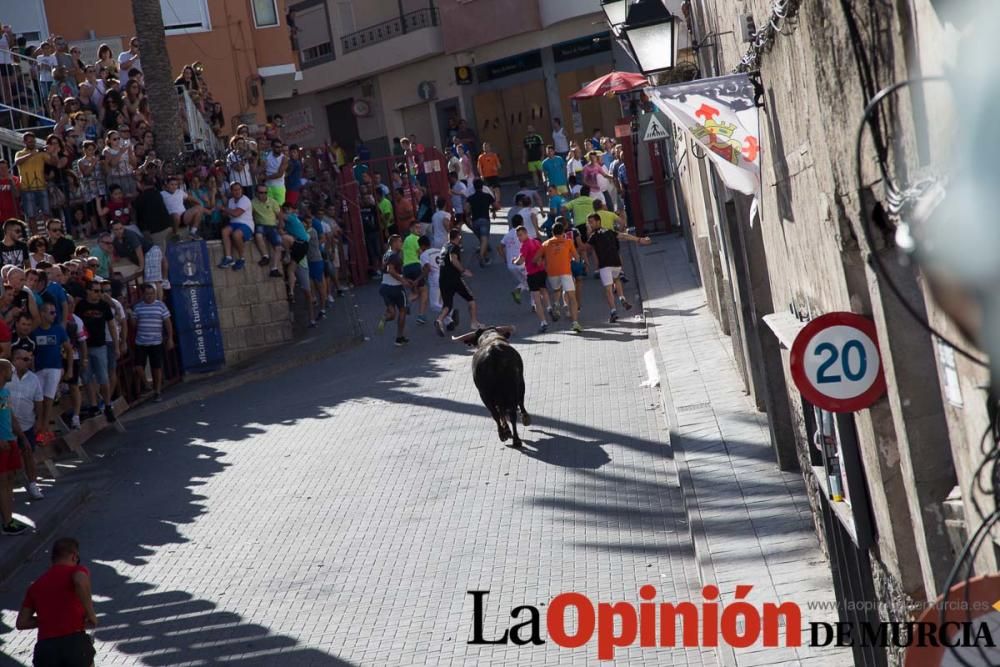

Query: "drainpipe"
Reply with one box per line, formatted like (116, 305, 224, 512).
(400, 0, 408, 34)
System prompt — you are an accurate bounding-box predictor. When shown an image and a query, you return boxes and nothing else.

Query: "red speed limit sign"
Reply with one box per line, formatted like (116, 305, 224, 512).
(789, 312, 887, 413)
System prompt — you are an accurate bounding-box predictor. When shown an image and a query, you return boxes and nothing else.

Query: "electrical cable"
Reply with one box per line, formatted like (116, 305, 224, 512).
(853, 79, 989, 367)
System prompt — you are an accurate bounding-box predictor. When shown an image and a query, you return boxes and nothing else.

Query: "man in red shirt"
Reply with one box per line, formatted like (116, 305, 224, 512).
(17, 537, 97, 666)
(0, 159, 20, 220)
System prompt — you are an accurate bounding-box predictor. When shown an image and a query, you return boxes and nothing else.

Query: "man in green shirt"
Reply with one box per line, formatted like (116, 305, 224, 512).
(251, 184, 284, 276)
(400, 227, 425, 321)
(89, 233, 113, 280)
(563, 185, 599, 273)
(593, 198, 624, 231)
(376, 189, 395, 235)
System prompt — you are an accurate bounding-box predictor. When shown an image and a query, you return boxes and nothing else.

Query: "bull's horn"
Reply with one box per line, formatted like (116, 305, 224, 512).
(451, 331, 478, 344)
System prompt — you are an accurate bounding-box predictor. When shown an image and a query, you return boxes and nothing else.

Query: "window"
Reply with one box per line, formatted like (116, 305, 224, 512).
(291, 0, 334, 67)
(252, 0, 279, 27)
(160, 0, 211, 34)
(336, 1, 355, 34)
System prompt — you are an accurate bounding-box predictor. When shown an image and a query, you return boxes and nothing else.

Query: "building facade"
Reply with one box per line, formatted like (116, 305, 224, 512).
(668, 1, 988, 665)
(266, 0, 627, 167)
(3, 0, 299, 131)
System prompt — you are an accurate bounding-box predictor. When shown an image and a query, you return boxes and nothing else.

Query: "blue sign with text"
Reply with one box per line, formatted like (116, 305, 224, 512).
(167, 241, 225, 373)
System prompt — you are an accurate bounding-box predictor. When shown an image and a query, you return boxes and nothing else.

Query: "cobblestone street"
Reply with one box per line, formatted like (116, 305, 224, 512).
(0, 223, 716, 666)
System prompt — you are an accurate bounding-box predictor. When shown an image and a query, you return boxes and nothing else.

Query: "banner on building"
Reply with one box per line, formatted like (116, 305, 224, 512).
(648, 73, 761, 197)
(282, 108, 315, 143)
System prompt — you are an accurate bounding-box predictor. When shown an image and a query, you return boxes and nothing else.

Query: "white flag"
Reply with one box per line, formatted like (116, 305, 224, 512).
(648, 74, 761, 197)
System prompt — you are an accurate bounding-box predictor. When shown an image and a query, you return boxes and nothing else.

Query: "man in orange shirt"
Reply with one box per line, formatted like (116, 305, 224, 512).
(540, 219, 581, 332)
(476, 142, 502, 216)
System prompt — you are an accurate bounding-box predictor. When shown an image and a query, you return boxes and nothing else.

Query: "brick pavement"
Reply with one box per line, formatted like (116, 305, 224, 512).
(632, 235, 851, 667)
(0, 220, 716, 666)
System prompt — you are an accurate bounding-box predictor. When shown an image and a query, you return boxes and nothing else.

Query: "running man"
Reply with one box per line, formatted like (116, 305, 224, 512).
(523, 125, 545, 187)
(401, 227, 425, 321)
(513, 225, 554, 332)
(586, 213, 651, 322)
(541, 220, 581, 332)
(466, 179, 495, 267)
(477, 142, 502, 211)
(377, 234, 412, 347)
(419, 235, 448, 327)
(497, 214, 529, 305)
(435, 228, 482, 336)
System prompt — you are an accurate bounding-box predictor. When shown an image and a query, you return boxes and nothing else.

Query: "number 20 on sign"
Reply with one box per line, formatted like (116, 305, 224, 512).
(789, 312, 887, 413)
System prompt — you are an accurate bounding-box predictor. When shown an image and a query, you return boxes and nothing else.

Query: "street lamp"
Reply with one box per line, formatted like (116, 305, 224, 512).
(621, 0, 679, 75)
(601, 0, 629, 27)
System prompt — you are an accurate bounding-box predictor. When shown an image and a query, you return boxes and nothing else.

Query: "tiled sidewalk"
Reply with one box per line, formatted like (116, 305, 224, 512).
(633, 236, 851, 667)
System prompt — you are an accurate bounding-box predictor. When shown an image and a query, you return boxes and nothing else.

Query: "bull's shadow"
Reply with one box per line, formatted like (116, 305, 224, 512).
(514, 429, 611, 469)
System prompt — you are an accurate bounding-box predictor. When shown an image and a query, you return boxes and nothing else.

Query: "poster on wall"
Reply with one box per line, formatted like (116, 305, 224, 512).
(570, 87, 585, 135)
(282, 108, 315, 143)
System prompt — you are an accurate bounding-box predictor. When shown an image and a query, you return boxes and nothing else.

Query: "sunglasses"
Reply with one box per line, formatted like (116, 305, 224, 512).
(257, 190, 267, 195)
(87, 287, 100, 292)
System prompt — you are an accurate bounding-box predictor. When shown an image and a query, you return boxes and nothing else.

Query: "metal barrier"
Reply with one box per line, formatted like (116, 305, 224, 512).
(0, 48, 55, 132)
(179, 88, 224, 157)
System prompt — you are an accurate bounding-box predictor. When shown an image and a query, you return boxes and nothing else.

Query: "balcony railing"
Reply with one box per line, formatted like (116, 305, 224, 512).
(340, 8, 439, 54)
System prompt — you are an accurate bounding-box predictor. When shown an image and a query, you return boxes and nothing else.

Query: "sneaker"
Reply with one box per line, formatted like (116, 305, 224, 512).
(327, 295, 337, 304)
(572, 321, 583, 333)
(336, 289, 347, 296)
(624, 301, 634, 311)
(621, 275, 630, 283)
(269, 268, 283, 278)
(450, 309, 460, 329)
(416, 315, 427, 325)
(484, 256, 492, 266)
(394, 337, 407, 347)
(70, 415, 80, 429)
(609, 310, 618, 323)
(152, 393, 163, 403)
(376, 317, 386, 334)
(189, 229, 202, 241)
(104, 405, 116, 423)
(1, 521, 27, 536)
(317, 309, 327, 320)
(511, 290, 522, 305)
(538, 321, 548, 333)
(434, 319, 445, 337)
(233, 258, 246, 271)
(217, 256, 234, 269)
(258, 255, 270, 267)
(308, 320, 317, 328)
(26, 482, 43, 500)
(548, 307, 560, 322)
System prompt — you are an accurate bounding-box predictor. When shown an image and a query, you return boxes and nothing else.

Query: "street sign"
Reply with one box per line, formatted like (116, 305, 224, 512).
(641, 111, 670, 142)
(789, 312, 887, 413)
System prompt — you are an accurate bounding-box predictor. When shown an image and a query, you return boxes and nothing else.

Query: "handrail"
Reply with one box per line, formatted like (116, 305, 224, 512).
(340, 8, 438, 54)
(179, 88, 223, 157)
(0, 47, 41, 67)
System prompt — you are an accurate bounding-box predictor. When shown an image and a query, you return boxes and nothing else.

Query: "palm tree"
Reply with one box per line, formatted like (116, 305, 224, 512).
(130, 0, 184, 164)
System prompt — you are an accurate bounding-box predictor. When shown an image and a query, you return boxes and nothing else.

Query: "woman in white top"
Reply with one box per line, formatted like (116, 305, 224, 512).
(565, 145, 585, 181)
(102, 129, 137, 196)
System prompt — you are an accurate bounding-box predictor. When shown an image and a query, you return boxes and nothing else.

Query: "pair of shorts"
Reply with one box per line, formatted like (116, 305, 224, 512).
(571, 259, 586, 278)
(135, 343, 164, 370)
(107, 344, 118, 373)
(256, 225, 282, 248)
(548, 273, 575, 292)
(599, 266, 623, 287)
(308, 260, 325, 282)
(379, 284, 406, 309)
(484, 176, 500, 188)
(228, 222, 253, 242)
(33, 632, 96, 667)
(0, 440, 22, 474)
(83, 346, 110, 386)
(527, 160, 543, 173)
(402, 263, 423, 283)
(285, 189, 300, 206)
(472, 218, 491, 239)
(576, 223, 590, 243)
(36, 368, 62, 400)
(441, 280, 474, 311)
(290, 240, 309, 264)
(527, 271, 548, 291)
(551, 185, 569, 195)
(266, 185, 286, 204)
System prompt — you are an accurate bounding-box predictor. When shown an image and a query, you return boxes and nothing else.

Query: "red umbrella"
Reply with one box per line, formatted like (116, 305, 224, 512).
(570, 71, 649, 99)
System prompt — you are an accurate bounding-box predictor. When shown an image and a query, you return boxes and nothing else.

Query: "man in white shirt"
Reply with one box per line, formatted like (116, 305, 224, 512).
(226, 137, 254, 188)
(497, 218, 528, 305)
(160, 175, 206, 240)
(448, 172, 468, 229)
(431, 196, 451, 249)
(118, 37, 141, 86)
(552, 118, 570, 158)
(264, 139, 288, 204)
(9, 349, 43, 500)
(218, 183, 254, 270)
(507, 194, 541, 239)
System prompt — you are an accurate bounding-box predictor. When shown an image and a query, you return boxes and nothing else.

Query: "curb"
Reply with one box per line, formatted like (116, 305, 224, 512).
(628, 238, 738, 667)
(123, 334, 363, 423)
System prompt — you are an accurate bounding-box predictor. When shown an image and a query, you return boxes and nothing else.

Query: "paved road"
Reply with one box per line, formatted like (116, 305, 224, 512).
(0, 221, 713, 666)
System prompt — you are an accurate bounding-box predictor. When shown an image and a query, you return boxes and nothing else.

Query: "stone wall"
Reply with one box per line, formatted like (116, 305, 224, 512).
(204, 241, 293, 367)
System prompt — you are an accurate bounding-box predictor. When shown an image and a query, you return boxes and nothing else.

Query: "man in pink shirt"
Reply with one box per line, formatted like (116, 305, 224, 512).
(513, 225, 555, 333)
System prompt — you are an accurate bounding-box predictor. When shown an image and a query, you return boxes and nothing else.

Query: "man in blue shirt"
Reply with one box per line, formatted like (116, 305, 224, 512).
(541, 146, 568, 195)
(31, 300, 72, 441)
(545, 185, 565, 238)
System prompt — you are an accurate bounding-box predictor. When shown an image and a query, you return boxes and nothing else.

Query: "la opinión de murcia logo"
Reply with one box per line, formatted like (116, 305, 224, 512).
(467, 586, 997, 661)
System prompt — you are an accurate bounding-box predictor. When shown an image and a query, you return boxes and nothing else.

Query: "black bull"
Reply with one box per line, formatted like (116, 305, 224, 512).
(456, 326, 531, 447)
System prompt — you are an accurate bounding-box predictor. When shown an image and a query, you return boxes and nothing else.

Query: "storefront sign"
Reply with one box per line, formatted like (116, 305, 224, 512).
(476, 50, 542, 83)
(455, 65, 473, 86)
(282, 108, 315, 143)
(552, 33, 612, 63)
(790, 312, 886, 413)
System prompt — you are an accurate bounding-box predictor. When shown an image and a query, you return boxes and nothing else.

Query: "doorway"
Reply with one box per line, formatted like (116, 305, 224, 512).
(435, 98, 461, 152)
(401, 102, 435, 153)
(326, 99, 361, 155)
